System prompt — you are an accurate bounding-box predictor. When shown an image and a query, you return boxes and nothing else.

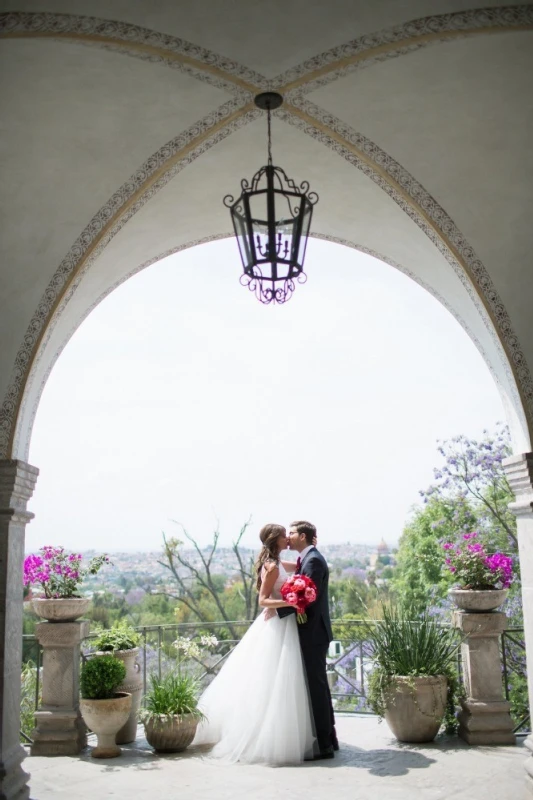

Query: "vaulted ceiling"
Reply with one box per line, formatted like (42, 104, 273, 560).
(1, 0, 532, 457)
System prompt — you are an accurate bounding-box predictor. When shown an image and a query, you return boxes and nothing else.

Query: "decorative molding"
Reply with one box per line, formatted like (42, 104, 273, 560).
(504, 452, 533, 517)
(277, 101, 532, 424)
(18, 234, 232, 459)
(2, 103, 260, 458)
(0, 459, 39, 511)
(276, 5, 533, 94)
(1, 6, 532, 457)
(0, 12, 267, 95)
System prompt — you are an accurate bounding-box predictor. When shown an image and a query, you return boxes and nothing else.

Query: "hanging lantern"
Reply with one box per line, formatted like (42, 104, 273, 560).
(224, 92, 318, 304)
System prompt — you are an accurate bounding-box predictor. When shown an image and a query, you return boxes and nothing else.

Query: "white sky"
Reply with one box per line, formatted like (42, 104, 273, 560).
(26, 238, 505, 553)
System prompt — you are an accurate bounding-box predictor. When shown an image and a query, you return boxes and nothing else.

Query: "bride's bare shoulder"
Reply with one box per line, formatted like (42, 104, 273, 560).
(263, 559, 279, 574)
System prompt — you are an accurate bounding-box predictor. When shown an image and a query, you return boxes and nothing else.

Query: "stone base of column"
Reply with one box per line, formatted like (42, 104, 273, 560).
(0, 744, 30, 800)
(458, 698, 515, 745)
(524, 736, 533, 795)
(31, 709, 87, 756)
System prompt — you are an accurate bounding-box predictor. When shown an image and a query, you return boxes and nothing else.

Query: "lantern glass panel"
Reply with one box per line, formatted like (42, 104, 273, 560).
(232, 204, 253, 271)
(296, 197, 312, 267)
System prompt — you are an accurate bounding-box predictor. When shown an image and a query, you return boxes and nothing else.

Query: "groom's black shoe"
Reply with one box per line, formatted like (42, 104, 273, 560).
(305, 746, 335, 761)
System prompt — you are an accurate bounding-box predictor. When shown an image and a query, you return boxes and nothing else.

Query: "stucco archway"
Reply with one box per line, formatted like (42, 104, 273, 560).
(1, 3, 533, 797)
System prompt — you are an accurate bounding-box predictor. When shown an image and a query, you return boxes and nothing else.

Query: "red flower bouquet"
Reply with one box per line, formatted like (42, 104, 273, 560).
(280, 574, 317, 623)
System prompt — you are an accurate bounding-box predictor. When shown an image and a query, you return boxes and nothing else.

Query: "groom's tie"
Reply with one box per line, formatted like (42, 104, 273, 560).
(296, 556, 301, 573)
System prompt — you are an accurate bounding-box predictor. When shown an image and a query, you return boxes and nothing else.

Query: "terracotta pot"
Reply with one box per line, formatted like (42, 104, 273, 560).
(448, 588, 508, 613)
(32, 597, 91, 622)
(143, 714, 199, 753)
(101, 648, 142, 744)
(384, 675, 447, 743)
(80, 692, 132, 758)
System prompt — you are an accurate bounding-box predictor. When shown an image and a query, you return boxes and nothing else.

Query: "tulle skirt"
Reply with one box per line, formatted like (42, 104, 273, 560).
(192, 610, 316, 765)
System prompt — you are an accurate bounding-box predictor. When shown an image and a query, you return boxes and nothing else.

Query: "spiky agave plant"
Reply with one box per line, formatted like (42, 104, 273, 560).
(367, 603, 461, 731)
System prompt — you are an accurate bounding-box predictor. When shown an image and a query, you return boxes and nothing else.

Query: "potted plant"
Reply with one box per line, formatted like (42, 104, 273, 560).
(140, 635, 217, 753)
(80, 655, 131, 758)
(24, 546, 110, 622)
(443, 533, 513, 612)
(367, 604, 460, 743)
(92, 621, 142, 744)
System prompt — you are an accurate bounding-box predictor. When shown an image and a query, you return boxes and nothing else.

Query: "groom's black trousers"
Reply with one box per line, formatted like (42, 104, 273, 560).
(300, 641, 335, 752)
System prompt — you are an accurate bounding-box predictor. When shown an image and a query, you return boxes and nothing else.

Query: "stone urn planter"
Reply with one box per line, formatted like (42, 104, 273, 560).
(448, 588, 508, 613)
(32, 597, 91, 622)
(143, 714, 200, 753)
(384, 675, 448, 743)
(109, 648, 143, 744)
(80, 692, 132, 758)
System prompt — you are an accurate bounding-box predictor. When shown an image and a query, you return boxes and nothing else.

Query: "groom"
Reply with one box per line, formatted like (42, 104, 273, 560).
(279, 520, 338, 760)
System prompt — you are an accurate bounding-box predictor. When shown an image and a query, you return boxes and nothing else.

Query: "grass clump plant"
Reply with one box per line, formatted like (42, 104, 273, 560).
(140, 672, 205, 725)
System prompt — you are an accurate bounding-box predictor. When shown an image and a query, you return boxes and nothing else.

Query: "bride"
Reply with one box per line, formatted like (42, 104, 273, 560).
(192, 523, 316, 764)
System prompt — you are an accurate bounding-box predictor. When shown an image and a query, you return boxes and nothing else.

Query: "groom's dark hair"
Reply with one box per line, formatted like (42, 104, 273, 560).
(291, 520, 316, 545)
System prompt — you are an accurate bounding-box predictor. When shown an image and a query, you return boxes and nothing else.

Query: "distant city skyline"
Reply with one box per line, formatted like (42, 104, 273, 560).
(26, 238, 505, 553)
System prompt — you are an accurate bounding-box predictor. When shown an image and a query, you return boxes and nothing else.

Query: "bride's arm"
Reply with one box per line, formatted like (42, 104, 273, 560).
(258, 562, 293, 609)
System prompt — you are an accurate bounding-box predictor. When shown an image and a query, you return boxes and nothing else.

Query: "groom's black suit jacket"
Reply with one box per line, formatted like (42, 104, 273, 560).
(279, 547, 333, 645)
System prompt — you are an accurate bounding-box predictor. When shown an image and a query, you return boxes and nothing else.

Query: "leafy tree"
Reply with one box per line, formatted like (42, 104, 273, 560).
(156, 520, 258, 638)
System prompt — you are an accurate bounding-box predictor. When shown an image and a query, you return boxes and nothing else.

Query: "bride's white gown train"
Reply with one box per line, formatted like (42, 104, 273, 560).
(192, 564, 316, 764)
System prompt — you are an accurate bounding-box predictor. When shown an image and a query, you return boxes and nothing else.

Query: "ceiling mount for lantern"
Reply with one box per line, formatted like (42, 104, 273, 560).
(223, 92, 318, 305)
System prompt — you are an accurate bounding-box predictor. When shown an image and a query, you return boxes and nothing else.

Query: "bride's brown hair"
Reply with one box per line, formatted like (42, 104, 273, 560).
(255, 523, 286, 591)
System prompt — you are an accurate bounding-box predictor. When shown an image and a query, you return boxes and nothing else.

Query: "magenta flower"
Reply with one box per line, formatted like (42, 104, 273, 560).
(23, 546, 111, 598)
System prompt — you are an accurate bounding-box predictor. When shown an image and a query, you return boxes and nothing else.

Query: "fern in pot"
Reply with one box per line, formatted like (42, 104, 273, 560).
(92, 622, 142, 744)
(367, 604, 460, 743)
(140, 635, 216, 753)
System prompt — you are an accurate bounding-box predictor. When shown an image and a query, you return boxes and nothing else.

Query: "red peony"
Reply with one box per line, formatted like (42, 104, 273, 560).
(280, 573, 317, 623)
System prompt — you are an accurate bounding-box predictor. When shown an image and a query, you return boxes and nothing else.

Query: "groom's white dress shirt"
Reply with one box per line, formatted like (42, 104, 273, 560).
(298, 545, 314, 566)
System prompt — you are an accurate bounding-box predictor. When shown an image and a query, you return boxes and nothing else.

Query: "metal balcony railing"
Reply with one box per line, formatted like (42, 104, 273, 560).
(20, 619, 529, 742)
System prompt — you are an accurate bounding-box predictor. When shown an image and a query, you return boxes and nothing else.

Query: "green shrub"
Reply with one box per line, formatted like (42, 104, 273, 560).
(93, 621, 141, 652)
(81, 655, 126, 700)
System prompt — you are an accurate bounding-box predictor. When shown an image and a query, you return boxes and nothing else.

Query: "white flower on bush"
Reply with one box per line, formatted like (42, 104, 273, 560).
(199, 635, 218, 649)
(173, 635, 218, 660)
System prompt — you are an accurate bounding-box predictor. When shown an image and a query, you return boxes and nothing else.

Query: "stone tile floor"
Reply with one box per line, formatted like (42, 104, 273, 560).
(27, 714, 526, 800)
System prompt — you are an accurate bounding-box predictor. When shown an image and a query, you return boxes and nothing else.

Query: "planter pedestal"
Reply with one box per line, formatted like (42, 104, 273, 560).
(452, 610, 515, 745)
(31, 620, 89, 755)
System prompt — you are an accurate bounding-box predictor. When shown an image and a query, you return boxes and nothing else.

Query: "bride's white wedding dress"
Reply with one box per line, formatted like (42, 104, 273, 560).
(192, 563, 316, 765)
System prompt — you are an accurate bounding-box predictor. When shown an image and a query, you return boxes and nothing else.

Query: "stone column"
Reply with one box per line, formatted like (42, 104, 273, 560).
(31, 621, 89, 755)
(0, 459, 39, 800)
(503, 452, 533, 789)
(453, 610, 515, 744)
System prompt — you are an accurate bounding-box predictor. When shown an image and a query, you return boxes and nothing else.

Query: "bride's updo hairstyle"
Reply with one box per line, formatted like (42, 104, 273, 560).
(255, 523, 286, 591)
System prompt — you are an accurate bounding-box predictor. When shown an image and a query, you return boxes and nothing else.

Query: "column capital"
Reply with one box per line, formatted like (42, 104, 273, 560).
(35, 620, 90, 648)
(0, 459, 39, 517)
(452, 610, 508, 636)
(503, 451, 533, 517)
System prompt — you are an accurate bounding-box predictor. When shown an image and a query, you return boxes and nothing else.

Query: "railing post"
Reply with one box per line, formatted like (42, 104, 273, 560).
(31, 620, 89, 755)
(453, 610, 515, 744)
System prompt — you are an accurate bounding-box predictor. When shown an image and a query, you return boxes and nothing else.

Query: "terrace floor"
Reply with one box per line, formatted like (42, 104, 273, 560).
(27, 714, 525, 800)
